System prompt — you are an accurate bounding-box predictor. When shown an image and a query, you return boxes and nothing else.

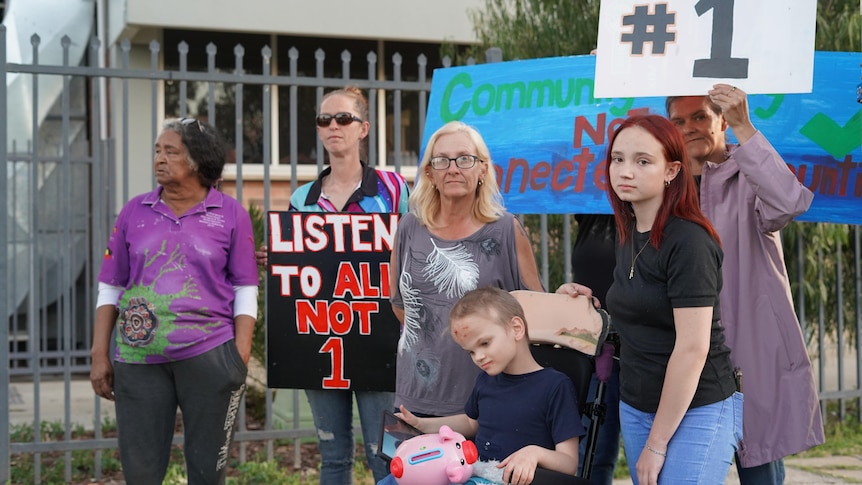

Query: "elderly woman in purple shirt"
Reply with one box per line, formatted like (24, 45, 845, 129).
(90, 117, 259, 485)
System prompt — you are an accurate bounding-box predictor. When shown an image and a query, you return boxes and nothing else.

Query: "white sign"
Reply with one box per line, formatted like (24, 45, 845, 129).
(594, 0, 817, 97)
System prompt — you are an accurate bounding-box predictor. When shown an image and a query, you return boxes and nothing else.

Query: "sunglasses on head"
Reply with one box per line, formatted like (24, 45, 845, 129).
(180, 117, 204, 133)
(316, 112, 363, 127)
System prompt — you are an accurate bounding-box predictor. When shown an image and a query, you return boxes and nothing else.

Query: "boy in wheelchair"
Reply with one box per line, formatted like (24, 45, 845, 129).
(385, 286, 586, 485)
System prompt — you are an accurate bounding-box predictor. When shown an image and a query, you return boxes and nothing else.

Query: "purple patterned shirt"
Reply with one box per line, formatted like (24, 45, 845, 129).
(98, 186, 259, 364)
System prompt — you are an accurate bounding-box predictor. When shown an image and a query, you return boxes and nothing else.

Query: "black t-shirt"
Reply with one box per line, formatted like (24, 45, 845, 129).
(571, 214, 617, 305)
(606, 217, 736, 413)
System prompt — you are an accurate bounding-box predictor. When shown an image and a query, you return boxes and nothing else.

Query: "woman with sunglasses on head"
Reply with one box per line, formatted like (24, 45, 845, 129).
(389, 121, 544, 421)
(91, 118, 258, 484)
(274, 86, 410, 485)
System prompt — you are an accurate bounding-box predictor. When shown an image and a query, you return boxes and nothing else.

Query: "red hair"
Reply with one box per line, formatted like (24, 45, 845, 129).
(605, 114, 720, 248)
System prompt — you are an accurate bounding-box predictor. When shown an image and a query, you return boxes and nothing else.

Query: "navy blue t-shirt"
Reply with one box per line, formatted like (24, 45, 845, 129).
(464, 367, 585, 461)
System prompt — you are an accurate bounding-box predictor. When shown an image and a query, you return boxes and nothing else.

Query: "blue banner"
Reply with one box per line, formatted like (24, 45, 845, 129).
(422, 52, 862, 225)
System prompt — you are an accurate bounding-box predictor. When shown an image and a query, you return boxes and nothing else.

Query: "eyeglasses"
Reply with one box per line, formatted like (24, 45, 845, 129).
(316, 112, 363, 127)
(180, 117, 204, 133)
(429, 155, 482, 170)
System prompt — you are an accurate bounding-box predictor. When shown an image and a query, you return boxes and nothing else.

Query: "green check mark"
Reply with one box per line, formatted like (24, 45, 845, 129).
(799, 110, 862, 159)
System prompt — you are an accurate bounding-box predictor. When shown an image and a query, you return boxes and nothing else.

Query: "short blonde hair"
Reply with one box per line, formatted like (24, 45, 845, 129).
(411, 121, 505, 228)
(449, 287, 529, 339)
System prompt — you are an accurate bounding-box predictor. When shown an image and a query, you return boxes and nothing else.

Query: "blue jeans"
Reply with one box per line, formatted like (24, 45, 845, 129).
(577, 360, 620, 485)
(306, 389, 395, 485)
(619, 392, 743, 485)
(737, 457, 785, 485)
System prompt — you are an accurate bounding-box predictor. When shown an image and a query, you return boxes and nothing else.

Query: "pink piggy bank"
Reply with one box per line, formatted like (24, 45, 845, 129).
(390, 425, 479, 485)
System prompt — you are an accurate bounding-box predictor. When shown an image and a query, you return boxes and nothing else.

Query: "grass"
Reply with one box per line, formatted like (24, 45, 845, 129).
(796, 400, 862, 458)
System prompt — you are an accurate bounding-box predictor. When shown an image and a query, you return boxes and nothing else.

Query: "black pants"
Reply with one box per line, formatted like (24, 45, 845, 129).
(114, 340, 248, 485)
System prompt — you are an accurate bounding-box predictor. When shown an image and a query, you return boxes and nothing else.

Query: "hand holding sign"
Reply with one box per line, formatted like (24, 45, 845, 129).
(707, 83, 756, 145)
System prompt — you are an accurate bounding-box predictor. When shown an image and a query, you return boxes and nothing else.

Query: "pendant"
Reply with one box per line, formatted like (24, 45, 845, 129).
(629, 266, 634, 279)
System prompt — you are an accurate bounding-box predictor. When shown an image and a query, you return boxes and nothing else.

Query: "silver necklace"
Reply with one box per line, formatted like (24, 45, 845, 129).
(629, 229, 650, 280)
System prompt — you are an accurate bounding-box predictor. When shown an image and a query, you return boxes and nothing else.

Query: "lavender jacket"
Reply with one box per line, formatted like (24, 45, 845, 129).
(700, 131, 824, 468)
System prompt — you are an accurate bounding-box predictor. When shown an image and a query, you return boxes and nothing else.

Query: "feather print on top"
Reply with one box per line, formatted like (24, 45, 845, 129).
(423, 240, 479, 299)
(397, 270, 422, 354)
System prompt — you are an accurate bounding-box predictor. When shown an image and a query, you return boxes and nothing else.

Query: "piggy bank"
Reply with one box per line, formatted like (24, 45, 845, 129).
(390, 425, 479, 485)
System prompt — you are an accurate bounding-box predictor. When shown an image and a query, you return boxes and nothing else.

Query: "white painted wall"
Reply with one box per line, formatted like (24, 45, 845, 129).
(119, 0, 483, 44)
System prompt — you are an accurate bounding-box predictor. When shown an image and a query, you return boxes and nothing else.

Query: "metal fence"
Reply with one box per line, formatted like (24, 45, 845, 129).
(1, 25, 860, 484)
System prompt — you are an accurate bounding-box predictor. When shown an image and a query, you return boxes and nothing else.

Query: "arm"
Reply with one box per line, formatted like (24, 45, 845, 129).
(397, 405, 478, 438)
(554, 282, 595, 302)
(234, 314, 256, 366)
(513, 217, 545, 292)
(734, 131, 814, 232)
(708, 84, 814, 231)
(498, 436, 579, 485)
(636, 306, 712, 485)
(388, 236, 405, 324)
(90, 304, 118, 401)
(232, 284, 258, 366)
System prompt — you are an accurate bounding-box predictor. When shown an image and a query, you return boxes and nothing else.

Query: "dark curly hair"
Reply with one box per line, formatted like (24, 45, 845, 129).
(162, 118, 226, 187)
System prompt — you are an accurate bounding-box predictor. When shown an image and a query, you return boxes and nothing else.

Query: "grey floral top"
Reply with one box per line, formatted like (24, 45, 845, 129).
(391, 212, 525, 416)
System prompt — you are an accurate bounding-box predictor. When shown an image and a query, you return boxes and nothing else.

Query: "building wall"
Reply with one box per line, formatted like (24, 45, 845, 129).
(114, 0, 483, 44)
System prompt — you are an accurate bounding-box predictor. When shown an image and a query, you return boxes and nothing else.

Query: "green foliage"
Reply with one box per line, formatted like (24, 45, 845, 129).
(469, 0, 601, 60)
(100, 416, 118, 433)
(439, 41, 482, 67)
(815, 0, 861, 51)
(163, 462, 188, 484)
(783, 223, 859, 347)
(232, 460, 291, 485)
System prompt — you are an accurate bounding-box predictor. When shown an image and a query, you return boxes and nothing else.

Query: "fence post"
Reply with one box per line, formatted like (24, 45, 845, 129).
(485, 47, 503, 63)
(0, 23, 10, 485)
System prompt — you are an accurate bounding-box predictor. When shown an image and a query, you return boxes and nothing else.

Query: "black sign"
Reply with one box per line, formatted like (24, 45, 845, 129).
(266, 212, 400, 391)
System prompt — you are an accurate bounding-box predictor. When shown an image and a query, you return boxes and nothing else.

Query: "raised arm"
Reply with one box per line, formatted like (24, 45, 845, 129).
(708, 84, 813, 231)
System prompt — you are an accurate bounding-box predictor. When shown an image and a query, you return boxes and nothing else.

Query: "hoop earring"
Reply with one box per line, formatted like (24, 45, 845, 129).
(664, 180, 670, 188)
